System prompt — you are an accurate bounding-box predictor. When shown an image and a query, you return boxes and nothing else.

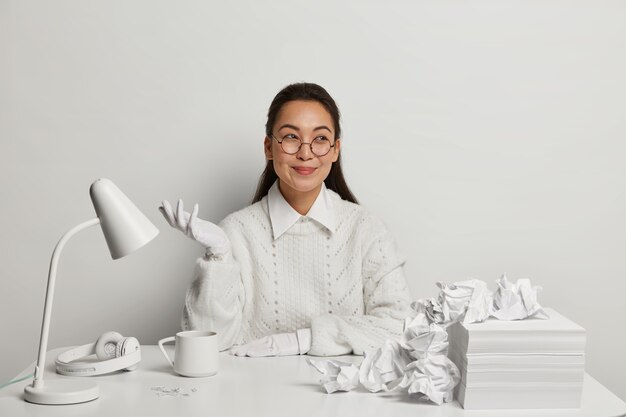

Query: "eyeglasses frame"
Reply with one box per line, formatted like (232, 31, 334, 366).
(269, 134, 337, 157)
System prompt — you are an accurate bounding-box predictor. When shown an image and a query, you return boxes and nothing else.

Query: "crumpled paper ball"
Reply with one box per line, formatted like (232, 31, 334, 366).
(491, 274, 548, 320)
(437, 279, 493, 324)
(386, 354, 461, 405)
(357, 307, 459, 404)
(402, 300, 448, 353)
(359, 340, 412, 392)
(306, 358, 359, 393)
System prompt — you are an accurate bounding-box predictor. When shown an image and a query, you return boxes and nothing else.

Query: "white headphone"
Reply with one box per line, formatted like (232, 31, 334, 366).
(55, 331, 141, 376)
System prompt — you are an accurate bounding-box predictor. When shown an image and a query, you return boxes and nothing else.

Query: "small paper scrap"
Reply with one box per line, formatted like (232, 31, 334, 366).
(151, 386, 198, 398)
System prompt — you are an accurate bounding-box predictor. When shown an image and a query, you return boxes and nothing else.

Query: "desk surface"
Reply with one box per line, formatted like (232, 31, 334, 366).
(1, 346, 624, 417)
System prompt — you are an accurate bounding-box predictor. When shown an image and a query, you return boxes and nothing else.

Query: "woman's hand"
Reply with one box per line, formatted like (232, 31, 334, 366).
(230, 329, 312, 357)
(159, 199, 230, 256)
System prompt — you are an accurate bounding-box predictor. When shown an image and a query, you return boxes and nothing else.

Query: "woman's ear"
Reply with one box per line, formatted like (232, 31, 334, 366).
(264, 136, 273, 160)
(331, 138, 341, 163)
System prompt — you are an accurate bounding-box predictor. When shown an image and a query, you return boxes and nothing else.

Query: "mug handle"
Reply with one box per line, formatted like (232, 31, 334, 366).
(157, 336, 176, 368)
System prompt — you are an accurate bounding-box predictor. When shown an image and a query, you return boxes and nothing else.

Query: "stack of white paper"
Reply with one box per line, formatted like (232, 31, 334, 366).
(447, 308, 586, 409)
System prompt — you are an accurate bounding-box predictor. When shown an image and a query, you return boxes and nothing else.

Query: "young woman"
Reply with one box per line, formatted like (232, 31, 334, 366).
(160, 82, 412, 357)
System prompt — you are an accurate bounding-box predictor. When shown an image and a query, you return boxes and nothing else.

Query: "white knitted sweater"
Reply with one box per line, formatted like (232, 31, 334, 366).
(181, 188, 413, 356)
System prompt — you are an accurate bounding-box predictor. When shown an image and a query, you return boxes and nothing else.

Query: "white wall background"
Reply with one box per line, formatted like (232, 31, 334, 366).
(1, 0, 625, 401)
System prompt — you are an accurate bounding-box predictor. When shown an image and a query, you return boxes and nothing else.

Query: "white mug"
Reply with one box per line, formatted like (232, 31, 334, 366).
(157, 330, 219, 377)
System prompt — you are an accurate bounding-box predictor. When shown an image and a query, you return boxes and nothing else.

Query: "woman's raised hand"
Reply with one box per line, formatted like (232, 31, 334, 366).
(159, 199, 230, 256)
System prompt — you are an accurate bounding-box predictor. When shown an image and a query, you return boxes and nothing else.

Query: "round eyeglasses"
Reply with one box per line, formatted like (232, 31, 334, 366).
(270, 134, 335, 157)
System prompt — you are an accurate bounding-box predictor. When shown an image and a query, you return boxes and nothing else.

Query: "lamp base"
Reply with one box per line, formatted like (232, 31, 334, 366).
(24, 380, 99, 405)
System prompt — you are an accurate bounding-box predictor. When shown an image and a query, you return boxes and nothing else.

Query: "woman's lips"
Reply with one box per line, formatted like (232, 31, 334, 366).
(292, 166, 316, 175)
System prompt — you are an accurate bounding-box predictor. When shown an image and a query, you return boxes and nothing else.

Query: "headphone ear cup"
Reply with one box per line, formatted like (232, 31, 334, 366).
(95, 331, 124, 360)
(116, 337, 140, 371)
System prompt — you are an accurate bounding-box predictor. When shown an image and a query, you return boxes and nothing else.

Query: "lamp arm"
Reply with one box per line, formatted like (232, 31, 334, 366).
(31, 218, 101, 389)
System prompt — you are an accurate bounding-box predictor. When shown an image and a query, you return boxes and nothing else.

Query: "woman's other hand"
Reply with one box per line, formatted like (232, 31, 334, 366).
(229, 329, 312, 357)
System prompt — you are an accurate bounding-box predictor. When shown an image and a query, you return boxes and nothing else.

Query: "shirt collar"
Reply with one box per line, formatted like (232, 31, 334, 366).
(267, 181, 335, 240)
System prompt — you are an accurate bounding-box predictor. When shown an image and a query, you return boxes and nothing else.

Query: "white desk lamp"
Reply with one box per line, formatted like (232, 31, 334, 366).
(23, 178, 159, 405)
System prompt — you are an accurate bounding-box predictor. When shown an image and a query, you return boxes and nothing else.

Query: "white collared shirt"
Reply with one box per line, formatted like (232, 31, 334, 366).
(267, 181, 335, 240)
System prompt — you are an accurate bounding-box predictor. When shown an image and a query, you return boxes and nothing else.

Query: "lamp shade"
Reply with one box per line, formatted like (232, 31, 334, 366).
(89, 178, 159, 259)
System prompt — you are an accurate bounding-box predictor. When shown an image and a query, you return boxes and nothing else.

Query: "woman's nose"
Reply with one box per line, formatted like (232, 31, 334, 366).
(296, 142, 314, 160)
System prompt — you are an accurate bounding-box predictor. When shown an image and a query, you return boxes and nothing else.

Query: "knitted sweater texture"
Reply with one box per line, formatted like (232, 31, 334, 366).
(181, 190, 413, 356)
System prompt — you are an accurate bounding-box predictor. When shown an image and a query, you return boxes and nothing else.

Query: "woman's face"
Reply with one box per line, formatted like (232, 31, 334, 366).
(265, 100, 340, 199)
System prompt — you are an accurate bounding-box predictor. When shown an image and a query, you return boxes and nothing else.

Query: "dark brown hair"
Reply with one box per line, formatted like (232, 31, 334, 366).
(252, 82, 358, 204)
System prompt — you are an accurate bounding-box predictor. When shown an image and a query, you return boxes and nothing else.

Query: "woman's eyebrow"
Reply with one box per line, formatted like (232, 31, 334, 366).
(313, 125, 332, 133)
(278, 124, 300, 131)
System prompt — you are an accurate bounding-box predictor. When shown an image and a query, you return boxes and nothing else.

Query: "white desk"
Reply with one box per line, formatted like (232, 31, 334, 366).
(1, 346, 624, 417)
